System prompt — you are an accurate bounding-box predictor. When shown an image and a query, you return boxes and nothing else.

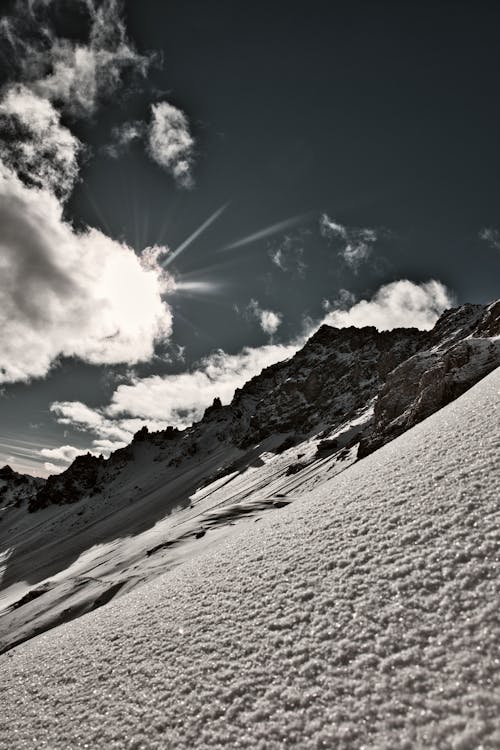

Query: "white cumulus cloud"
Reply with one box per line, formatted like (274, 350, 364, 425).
(322, 279, 453, 331)
(247, 299, 283, 337)
(106, 344, 298, 428)
(0, 84, 81, 200)
(148, 102, 195, 188)
(49, 342, 299, 445)
(0, 166, 174, 384)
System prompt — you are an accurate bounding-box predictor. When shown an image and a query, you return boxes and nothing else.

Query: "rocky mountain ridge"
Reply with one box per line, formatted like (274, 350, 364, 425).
(0, 465, 44, 512)
(2, 299, 499, 516)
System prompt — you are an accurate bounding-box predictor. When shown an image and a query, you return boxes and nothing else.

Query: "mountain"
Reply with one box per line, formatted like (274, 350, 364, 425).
(0, 465, 44, 511)
(1, 359, 499, 749)
(0, 300, 499, 653)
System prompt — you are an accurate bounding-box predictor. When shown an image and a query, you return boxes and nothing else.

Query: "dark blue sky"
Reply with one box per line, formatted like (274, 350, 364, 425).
(0, 0, 499, 474)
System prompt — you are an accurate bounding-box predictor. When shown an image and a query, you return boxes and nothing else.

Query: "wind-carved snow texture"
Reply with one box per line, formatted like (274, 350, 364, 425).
(1, 368, 499, 749)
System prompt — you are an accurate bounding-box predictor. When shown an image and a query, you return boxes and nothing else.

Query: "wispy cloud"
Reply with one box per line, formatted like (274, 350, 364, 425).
(322, 288, 356, 312)
(0, 0, 151, 118)
(224, 214, 310, 251)
(104, 120, 145, 158)
(268, 232, 307, 277)
(320, 214, 379, 272)
(247, 299, 283, 337)
(147, 102, 195, 188)
(104, 102, 197, 190)
(479, 227, 500, 250)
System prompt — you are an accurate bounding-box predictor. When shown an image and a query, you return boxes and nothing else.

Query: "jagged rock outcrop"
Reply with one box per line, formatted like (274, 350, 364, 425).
(227, 325, 426, 449)
(358, 301, 500, 457)
(29, 453, 105, 511)
(0, 465, 44, 511)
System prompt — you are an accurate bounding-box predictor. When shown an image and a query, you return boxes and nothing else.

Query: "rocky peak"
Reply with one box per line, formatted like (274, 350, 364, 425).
(358, 301, 500, 457)
(226, 323, 426, 449)
(29, 453, 105, 512)
(0, 465, 16, 480)
(0, 465, 44, 510)
(473, 299, 500, 337)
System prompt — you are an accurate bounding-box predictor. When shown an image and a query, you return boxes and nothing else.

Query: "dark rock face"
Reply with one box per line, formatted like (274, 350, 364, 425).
(358, 301, 500, 457)
(228, 325, 426, 449)
(0, 465, 16, 480)
(0, 466, 44, 510)
(133, 426, 149, 442)
(29, 453, 105, 512)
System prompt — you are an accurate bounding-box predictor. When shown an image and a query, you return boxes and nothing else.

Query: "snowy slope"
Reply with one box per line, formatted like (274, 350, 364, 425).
(1, 367, 498, 750)
(2, 300, 498, 651)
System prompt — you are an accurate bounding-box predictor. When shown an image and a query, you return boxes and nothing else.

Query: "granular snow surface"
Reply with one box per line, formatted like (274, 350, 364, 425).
(1, 369, 499, 750)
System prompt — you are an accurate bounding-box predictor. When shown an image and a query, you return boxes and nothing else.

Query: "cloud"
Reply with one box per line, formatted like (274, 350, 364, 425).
(268, 233, 307, 277)
(39, 439, 128, 473)
(50, 400, 170, 442)
(479, 227, 500, 250)
(51, 342, 299, 443)
(0, 166, 174, 384)
(1, 0, 197, 193)
(43, 461, 65, 475)
(0, 0, 151, 118)
(147, 102, 195, 188)
(322, 279, 453, 331)
(40, 444, 97, 473)
(0, 84, 81, 200)
(104, 105, 198, 190)
(322, 288, 356, 312)
(320, 214, 378, 271)
(40, 444, 89, 463)
(106, 344, 299, 428)
(105, 120, 145, 158)
(247, 299, 283, 337)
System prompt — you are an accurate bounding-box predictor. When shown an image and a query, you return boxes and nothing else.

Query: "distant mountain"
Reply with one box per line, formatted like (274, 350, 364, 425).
(0, 465, 44, 512)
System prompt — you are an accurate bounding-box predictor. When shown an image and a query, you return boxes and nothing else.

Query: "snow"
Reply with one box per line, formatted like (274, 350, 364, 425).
(1, 368, 499, 749)
(0, 427, 356, 645)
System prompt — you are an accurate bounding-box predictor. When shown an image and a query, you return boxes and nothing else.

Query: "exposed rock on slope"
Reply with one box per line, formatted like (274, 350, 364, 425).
(358, 301, 500, 456)
(31, 453, 105, 511)
(0, 465, 43, 513)
(227, 325, 425, 448)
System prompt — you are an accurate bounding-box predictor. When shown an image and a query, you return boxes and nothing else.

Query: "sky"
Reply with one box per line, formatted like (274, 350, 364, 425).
(0, 0, 499, 477)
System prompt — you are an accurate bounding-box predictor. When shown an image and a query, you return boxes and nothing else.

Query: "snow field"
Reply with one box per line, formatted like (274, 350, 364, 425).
(1, 368, 499, 749)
